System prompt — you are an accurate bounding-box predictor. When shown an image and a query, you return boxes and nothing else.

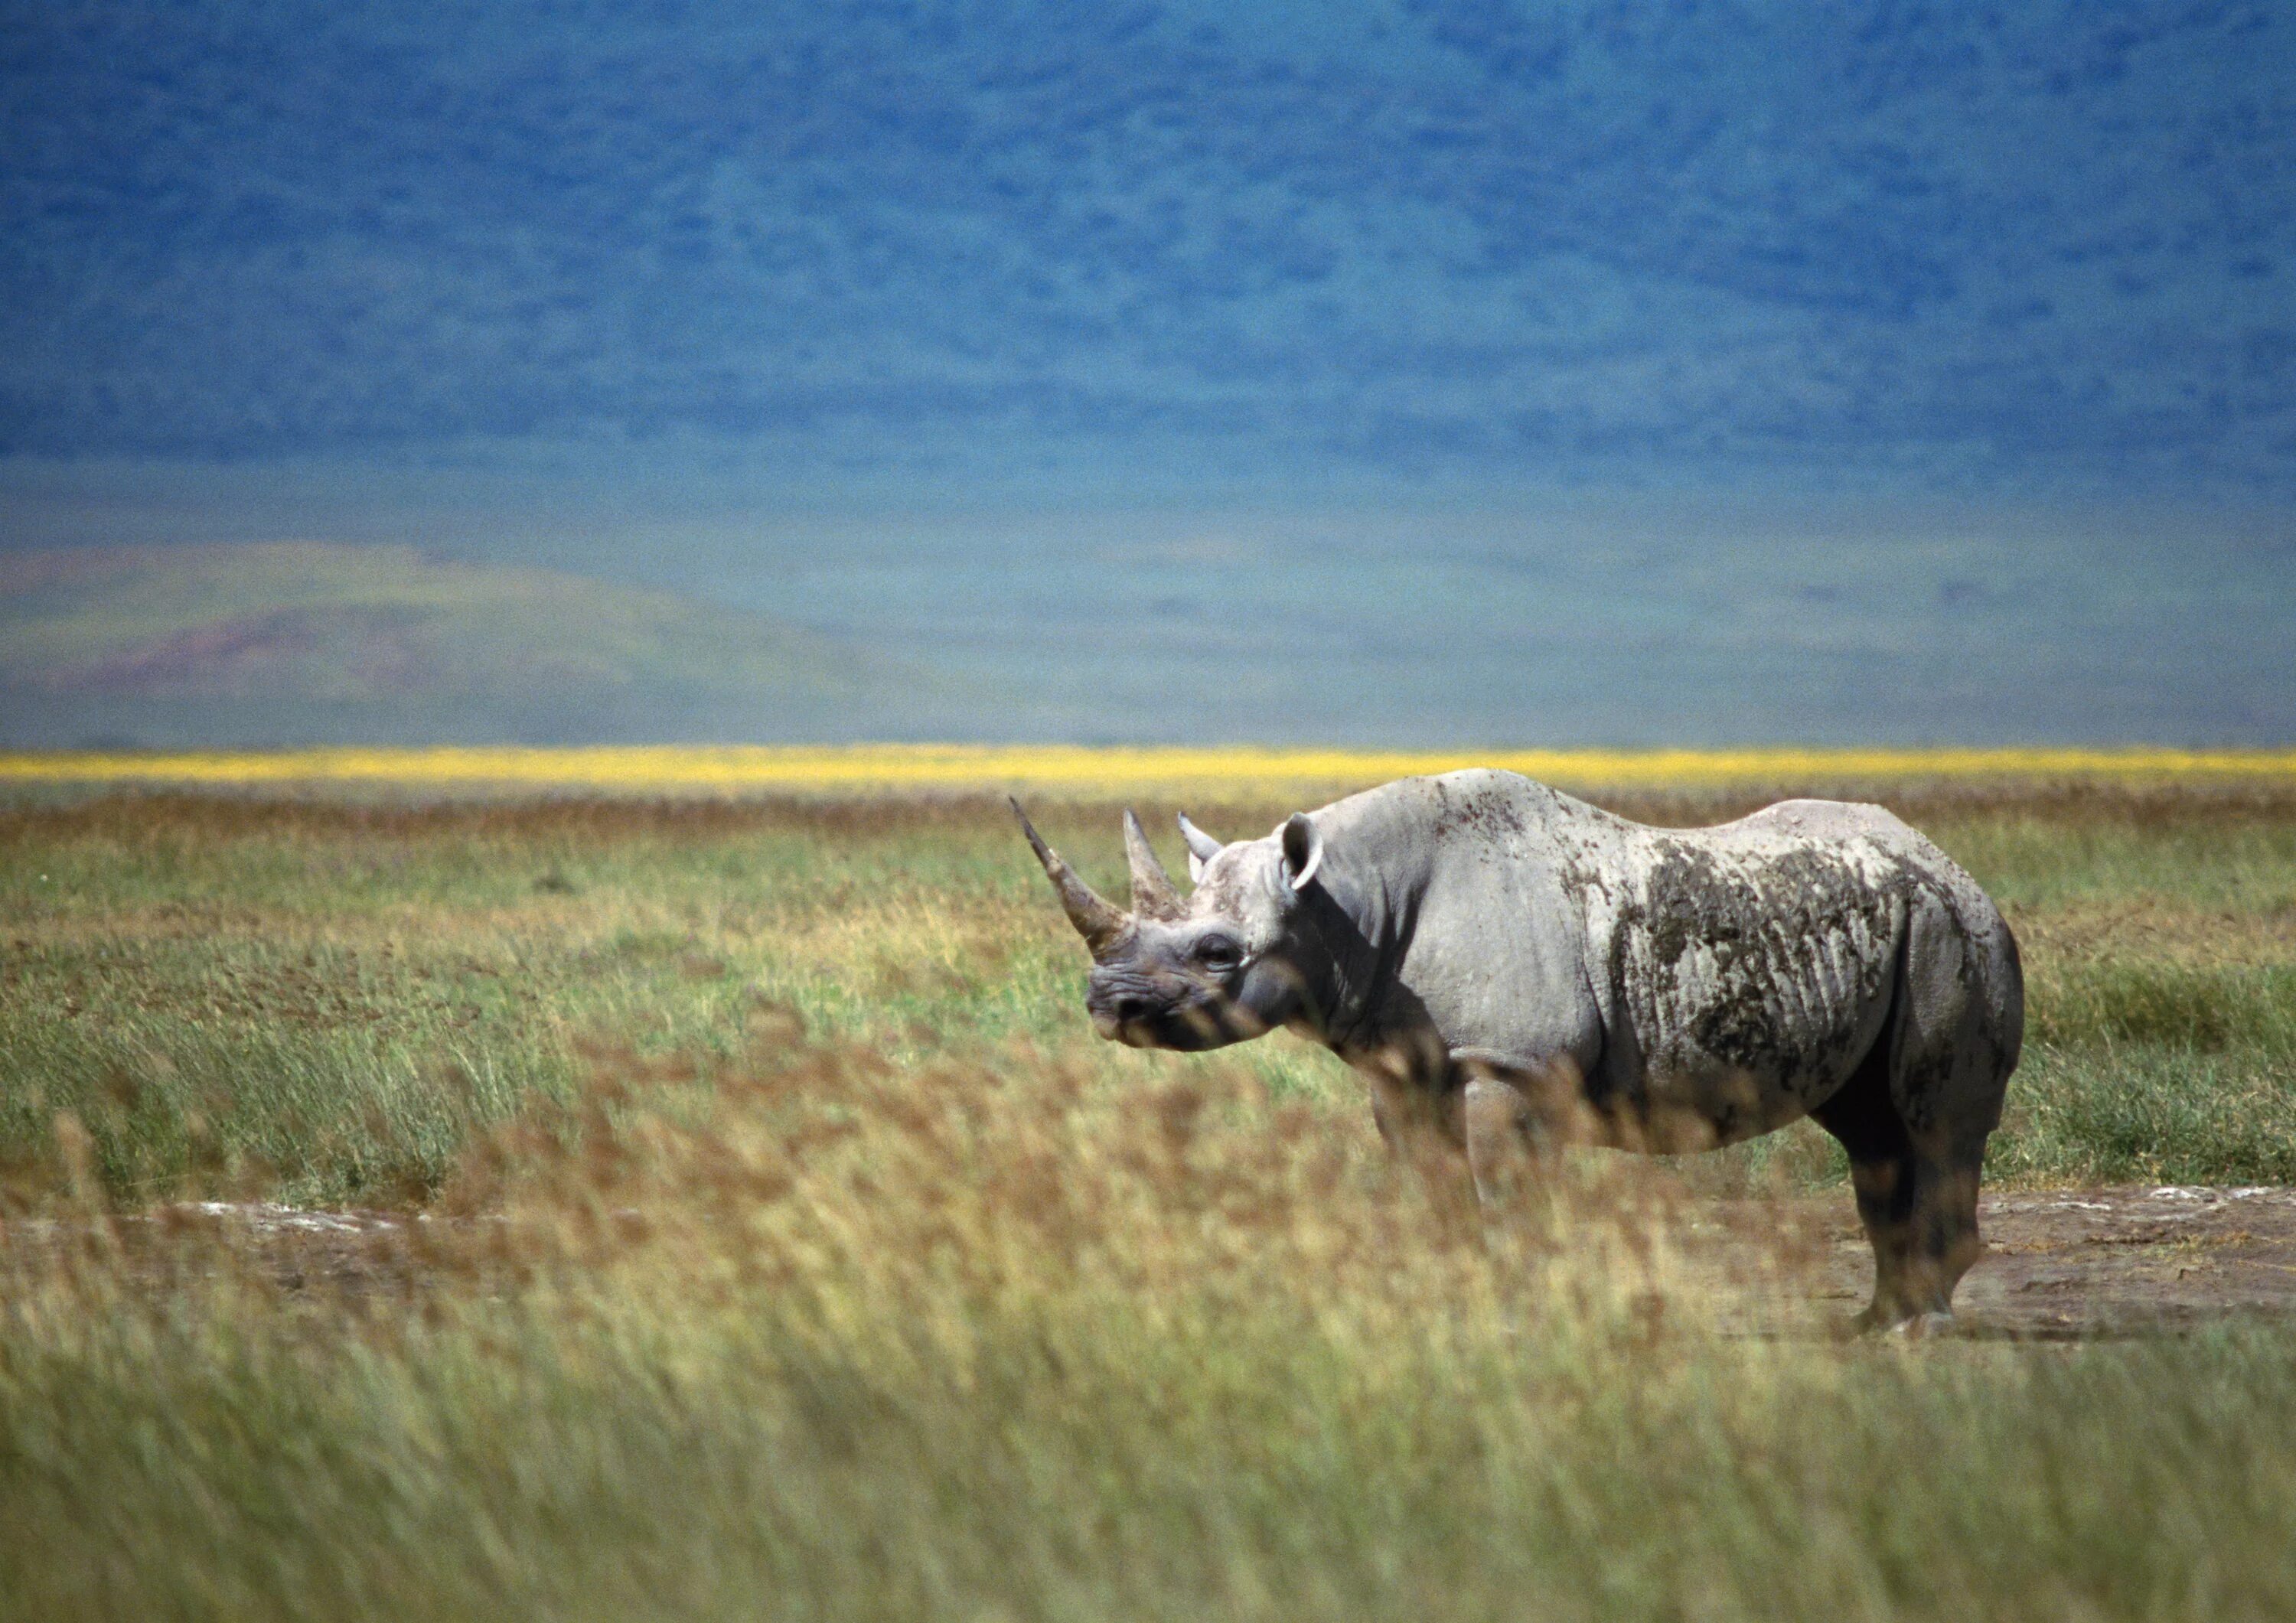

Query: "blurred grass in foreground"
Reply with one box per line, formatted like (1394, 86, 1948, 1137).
(4, 1031, 2296, 1621)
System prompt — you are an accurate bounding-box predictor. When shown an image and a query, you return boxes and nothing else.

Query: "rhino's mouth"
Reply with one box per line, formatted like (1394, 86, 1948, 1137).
(1087, 981, 1251, 1051)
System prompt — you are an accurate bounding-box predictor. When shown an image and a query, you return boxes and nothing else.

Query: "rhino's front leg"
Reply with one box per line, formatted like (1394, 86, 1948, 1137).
(1461, 1072, 1541, 1208)
(1454, 1051, 1598, 1209)
(1352, 1035, 1470, 1183)
(1362, 1063, 1464, 1165)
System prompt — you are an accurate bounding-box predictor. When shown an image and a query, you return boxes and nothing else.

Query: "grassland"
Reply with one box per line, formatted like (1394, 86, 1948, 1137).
(5, 778, 2294, 1204)
(3, 774, 2296, 1619)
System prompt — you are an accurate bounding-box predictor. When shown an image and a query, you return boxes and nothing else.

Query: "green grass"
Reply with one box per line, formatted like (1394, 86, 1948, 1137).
(4, 784, 2296, 1620)
(0, 797, 1362, 1204)
(5, 786, 2294, 1204)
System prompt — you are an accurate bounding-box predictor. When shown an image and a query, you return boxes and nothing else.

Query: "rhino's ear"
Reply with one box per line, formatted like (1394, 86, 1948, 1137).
(1280, 813, 1323, 892)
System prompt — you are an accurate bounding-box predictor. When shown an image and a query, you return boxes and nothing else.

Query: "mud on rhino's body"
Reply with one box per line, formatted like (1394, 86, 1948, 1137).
(1014, 769, 2024, 1331)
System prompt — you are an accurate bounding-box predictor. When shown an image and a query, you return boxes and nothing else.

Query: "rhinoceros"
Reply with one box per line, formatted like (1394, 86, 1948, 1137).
(1012, 769, 2023, 1331)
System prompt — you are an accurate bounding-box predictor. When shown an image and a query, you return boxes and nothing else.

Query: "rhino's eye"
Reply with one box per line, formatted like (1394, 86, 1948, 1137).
(1192, 935, 1244, 971)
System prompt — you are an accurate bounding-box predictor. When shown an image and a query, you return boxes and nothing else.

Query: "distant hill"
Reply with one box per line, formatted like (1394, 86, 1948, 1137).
(0, 543, 939, 746)
(2, 3, 2289, 497)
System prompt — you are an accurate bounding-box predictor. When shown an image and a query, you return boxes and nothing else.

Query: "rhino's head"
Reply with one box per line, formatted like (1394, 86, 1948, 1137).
(1010, 799, 1326, 1051)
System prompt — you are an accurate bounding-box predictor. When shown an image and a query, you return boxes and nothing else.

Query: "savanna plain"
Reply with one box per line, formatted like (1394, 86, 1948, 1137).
(5, 770, 2296, 1621)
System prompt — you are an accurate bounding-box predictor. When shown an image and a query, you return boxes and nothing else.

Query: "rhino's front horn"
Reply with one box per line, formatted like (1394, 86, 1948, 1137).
(1009, 797, 1132, 958)
(1122, 807, 1185, 920)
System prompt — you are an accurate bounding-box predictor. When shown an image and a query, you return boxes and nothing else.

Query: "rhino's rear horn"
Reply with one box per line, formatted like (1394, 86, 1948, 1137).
(1009, 797, 1132, 957)
(1123, 807, 1186, 920)
(1177, 812, 1223, 882)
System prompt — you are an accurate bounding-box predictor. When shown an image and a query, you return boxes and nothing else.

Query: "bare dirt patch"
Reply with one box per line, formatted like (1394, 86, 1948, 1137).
(1966, 1186, 2296, 1336)
(15, 1188, 2296, 1343)
(1704, 1185, 2296, 1339)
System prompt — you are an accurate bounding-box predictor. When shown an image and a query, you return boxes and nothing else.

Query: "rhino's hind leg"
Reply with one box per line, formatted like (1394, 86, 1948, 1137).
(1809, 1048, 1986, 1332)
(1812, 883, 2015, 1333)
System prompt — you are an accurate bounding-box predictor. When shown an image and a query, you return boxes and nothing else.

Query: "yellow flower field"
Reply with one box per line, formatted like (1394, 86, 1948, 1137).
(5, 742, 2296, 794)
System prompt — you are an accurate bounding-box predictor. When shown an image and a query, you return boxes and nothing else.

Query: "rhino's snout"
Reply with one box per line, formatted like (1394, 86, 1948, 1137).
(1081, 984, 1133, 1041)
(1085, 970, 1171, 1043)
(1094, 991, 1154, 1038)
(1086, 967, 1231, 1050)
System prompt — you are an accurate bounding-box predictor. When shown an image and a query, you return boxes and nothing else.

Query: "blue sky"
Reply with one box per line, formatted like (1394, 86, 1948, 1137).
(2, 2, 2292, 741)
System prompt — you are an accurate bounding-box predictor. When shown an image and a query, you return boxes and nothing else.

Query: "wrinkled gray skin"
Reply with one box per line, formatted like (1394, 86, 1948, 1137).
(1013, 770, 2024, 1333)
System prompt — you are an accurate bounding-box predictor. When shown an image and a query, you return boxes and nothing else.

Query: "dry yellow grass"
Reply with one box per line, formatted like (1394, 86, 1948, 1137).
(6, 741, 2296, 795)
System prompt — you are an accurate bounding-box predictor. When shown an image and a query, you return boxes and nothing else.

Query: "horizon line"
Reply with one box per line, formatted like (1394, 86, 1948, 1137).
(5, 744, 2294, 793)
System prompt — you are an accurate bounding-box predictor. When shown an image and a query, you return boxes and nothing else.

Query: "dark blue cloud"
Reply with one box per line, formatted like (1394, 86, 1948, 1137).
(2, 0, 2291, 494)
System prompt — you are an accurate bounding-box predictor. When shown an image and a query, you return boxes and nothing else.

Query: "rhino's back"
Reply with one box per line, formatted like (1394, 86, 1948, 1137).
(1582, 799, 1925, 1135)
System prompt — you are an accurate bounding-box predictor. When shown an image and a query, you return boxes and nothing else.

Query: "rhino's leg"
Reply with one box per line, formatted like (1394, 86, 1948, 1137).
(1814, 895, 2006, 1331)
(1810, 1051, 1955, 1329)
(1461, 1073, 1540, 1207)
(1356, 1036, 1469, 1183)
(1869, 885, 2013, 1328)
